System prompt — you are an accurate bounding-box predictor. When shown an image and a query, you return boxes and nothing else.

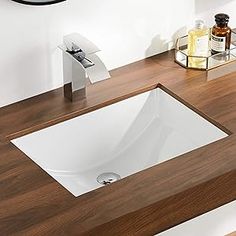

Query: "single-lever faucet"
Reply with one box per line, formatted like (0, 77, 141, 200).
(59, 33, 110, 101)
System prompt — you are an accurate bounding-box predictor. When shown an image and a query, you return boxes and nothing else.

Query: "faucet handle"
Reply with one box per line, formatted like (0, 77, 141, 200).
(67, 43, 94, 68)
(71, 42, 81, 52)
(63, 33, 100, 55)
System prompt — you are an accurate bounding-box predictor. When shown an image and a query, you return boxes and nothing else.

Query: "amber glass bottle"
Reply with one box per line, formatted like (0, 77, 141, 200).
(211, 13, 231, 54)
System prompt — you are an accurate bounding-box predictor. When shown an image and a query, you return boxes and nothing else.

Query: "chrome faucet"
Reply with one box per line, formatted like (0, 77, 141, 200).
(59, 33, 110, 101)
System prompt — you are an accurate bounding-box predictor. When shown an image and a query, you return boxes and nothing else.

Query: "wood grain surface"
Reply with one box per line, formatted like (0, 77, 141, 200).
(226, 232, 236, 236)
(0, 50, 236, 235)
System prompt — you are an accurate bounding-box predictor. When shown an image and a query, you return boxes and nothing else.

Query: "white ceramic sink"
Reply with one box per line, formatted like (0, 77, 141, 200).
(11, 88, 228, 197)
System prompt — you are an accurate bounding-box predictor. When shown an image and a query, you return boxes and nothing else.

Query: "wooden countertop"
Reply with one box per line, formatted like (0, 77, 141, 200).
(0, 50, 236, 235)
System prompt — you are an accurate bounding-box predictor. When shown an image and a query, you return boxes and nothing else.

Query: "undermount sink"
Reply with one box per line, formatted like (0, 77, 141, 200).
(11, 87, 228, 197)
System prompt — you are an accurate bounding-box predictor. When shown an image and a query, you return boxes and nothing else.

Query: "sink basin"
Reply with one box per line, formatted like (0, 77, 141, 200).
(11, 87, 228, 197)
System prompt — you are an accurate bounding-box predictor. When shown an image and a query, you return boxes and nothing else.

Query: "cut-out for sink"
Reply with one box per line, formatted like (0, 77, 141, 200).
(11, 88, 228, 197)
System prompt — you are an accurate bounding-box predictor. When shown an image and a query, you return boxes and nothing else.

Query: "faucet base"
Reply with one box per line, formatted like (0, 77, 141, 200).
(64, 83, 86, 102)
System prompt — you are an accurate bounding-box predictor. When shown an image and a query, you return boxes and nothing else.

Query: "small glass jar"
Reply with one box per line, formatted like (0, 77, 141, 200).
(211, 13, 231, 55)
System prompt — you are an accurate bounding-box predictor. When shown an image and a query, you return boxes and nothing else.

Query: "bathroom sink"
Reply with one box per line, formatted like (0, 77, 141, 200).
(11, 87, 228, 197)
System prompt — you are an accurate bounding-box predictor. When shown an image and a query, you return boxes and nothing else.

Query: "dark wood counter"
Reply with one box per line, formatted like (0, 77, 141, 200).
(0, 50, 236, 235)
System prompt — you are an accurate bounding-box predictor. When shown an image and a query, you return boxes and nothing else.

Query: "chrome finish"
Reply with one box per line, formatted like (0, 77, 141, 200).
(97, 172, 121, 186)
(60, 33, 110, 102)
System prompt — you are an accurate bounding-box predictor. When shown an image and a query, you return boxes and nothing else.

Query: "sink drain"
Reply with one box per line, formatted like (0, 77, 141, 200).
(97, 172, 121, 186)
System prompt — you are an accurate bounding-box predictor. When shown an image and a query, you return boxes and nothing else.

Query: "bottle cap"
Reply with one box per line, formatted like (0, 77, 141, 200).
(195, 20, 205, 29)
(215, 13, 229, 24)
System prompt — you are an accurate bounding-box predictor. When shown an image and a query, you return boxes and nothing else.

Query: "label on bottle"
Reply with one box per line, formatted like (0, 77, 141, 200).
(195, 35, 209, 56)
(211, 34, 226, 52)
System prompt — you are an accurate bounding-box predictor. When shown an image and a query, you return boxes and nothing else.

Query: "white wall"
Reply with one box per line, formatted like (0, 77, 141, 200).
(195, 0, 236, 28)
(0, 0, 195, 107)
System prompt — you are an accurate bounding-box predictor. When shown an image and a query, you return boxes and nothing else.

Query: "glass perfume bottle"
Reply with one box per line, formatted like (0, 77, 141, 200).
(211, 13, 231, 55)
(188, 20, 209, 68)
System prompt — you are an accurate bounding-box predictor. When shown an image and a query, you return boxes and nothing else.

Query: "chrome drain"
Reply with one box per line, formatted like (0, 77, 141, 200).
(97, 172, 121, 186)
